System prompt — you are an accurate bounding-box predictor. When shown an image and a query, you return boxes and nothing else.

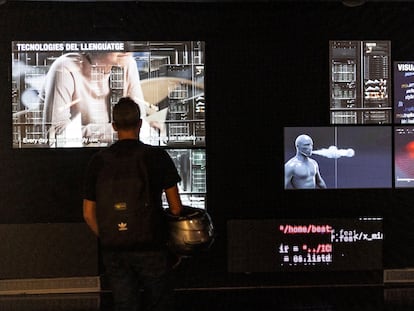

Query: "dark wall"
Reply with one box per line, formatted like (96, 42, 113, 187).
(1, 1, 414, 286)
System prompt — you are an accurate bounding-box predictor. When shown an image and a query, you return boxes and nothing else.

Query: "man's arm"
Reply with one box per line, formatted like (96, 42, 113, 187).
(83, 199, 99, 236)
(315, 164, 327, 189)
(42, 57, 75, 134)
(164, 185, 183, 216)
(125, 55, 148, 111)
(284, 162, 294, 189)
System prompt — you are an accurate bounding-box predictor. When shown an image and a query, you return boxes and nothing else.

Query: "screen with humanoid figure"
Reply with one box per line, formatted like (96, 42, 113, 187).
(284, 126, 392, 189)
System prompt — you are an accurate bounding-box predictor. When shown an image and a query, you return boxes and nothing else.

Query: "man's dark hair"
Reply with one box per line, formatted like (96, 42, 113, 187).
(112, 97, 141, 130)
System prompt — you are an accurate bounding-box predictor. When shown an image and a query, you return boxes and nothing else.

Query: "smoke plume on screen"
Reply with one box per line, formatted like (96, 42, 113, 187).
(312, 146, 355, 159)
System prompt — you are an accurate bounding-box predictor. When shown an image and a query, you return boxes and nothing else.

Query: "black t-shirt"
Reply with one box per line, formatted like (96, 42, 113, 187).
(83, 139, 181, 209)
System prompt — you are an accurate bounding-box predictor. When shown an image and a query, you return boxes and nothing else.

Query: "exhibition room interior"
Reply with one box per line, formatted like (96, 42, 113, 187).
(1, 0, 414, 310)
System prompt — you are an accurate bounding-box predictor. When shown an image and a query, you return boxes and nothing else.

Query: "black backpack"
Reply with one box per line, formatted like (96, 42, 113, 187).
(95, 144, 167, 250)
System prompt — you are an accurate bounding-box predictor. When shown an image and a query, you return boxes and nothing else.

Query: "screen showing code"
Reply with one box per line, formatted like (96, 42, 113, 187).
(228, 217, 383, 273)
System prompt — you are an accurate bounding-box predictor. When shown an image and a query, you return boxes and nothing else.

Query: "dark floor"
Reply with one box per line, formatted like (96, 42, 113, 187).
(0, 285, 413, 311)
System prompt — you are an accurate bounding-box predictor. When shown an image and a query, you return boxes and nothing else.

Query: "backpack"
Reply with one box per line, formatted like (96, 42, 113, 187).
(95, 143, 167, 250)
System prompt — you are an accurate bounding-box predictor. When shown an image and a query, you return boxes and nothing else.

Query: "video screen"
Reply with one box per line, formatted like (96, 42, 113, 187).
(284, 126, 392, 189)
(394, 126, 414, 188)
(227, 217, 383, 273)
(165, 149, 206, 209)
(11, 41, 205, 148)
(330, 40, 391, 125)
(394, 61, 414, 124)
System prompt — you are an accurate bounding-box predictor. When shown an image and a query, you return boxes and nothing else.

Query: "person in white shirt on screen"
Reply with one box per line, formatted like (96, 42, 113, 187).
(40, 51, 158, 147)
(284, 134, 327, 189)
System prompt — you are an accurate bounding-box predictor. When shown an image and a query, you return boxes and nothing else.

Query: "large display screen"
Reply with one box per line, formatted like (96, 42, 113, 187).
(284, 126, 392, 189)
(228, 217, 383, 273)
(11, 41, 205, 148)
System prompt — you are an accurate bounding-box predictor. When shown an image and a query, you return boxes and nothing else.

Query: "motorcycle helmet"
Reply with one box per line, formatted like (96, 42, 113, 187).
(165, 206, 215, 256)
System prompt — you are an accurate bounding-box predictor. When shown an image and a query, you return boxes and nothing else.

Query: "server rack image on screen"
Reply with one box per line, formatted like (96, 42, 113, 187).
(329, 40, 391, 124)
(165, 149, 206, 209)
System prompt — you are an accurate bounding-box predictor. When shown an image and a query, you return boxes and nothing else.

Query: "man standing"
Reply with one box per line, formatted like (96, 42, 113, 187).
(83, 96, 182, 310)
